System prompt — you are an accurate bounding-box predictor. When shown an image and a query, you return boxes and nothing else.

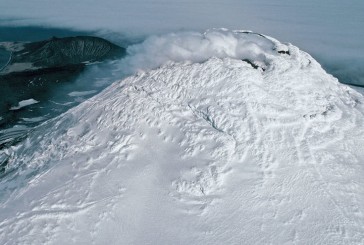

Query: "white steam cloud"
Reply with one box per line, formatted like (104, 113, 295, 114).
(119, 29, 279, 74)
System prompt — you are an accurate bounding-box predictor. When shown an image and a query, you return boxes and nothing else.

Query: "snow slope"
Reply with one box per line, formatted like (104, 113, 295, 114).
(1, 30, 364, 244)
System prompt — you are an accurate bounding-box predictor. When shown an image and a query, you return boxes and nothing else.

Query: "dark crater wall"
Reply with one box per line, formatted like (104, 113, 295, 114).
(2, 36, 125, 74)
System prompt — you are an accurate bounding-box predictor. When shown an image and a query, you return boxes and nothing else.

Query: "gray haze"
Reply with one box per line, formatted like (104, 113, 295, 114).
(0, 0, 363, 85)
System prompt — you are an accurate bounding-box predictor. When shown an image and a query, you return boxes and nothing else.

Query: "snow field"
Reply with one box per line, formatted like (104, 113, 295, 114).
(0, 30, 363, 244)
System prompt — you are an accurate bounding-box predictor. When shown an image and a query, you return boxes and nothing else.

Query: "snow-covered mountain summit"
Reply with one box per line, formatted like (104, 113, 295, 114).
(0, 30, 364, 244)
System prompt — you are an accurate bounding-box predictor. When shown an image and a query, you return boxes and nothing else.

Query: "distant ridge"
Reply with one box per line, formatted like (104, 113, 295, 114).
(0, 36, 125, 74)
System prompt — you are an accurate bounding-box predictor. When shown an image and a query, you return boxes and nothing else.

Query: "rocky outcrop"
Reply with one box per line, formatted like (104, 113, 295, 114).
(0, 36, 125, 139)
(0, 36, 125, 74)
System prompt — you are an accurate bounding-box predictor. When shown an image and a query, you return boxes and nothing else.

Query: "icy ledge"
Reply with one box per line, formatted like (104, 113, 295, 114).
(0, 30, 364, 244)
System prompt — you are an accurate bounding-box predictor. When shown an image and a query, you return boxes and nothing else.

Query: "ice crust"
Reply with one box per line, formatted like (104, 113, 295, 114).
(0, 30, 364, 244)
(9, 98, 39, 111)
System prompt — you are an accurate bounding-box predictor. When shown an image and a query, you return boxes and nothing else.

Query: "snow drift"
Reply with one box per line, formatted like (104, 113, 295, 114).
(0, 30, 364, 244)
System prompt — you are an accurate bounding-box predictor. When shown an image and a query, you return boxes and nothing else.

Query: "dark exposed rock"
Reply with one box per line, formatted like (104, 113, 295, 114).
(0, 36, 125, 74)
(0, 36, 125, 137)
(278, 50, 290, 55)
(237, 31, 267, 38)
(242, 59, 265, 71)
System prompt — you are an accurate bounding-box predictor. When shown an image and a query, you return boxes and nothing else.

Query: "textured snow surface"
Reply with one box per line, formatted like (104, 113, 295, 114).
(1, 32, 364, 244)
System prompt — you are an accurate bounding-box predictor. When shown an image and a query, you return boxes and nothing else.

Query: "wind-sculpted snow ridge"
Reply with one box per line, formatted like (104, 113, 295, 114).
(0, 30, 364, 244)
